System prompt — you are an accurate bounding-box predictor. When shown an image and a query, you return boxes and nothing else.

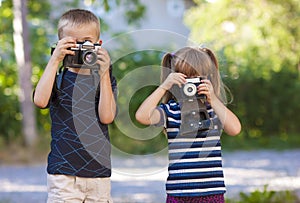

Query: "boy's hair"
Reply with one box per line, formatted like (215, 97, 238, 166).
(58, 9, 100, 39)
(161, 46, 228, 104)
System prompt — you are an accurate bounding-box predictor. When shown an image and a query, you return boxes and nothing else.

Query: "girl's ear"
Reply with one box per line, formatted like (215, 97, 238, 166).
(161, 53, 174, 83)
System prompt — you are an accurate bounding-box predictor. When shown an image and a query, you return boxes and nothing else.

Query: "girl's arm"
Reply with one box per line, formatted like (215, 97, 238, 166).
(198, 79, 241, 136)
(135, 86, 167, 125)
(210, 97, 241, 136)
(136, 73, 186, 125)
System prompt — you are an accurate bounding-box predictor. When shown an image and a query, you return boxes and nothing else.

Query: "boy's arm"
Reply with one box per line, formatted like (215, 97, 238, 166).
(33, 57, 59, 108)
(33, 37, 76, 108)
(97, 48, 116, 124)
(98, 71, 116, 124)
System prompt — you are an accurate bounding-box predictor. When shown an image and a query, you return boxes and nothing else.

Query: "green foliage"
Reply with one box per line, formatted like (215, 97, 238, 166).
(185, 0, 300, 79)
(110, 44, 168, 154)
(95, 0, 145, 25)
(123, 0, 146, 25)
(0, 0, 146, 145)
(185, 0, 300, 144)
(0, 0, 20, 142)
(225, 69, 300, 138)
(0, 0, 51, 143)
(226, 185, 300, 203)
(1, 0, 300, 153)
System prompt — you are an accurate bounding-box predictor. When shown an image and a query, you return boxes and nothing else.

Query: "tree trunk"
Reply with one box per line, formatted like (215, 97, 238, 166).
(13, 0, 38, 147)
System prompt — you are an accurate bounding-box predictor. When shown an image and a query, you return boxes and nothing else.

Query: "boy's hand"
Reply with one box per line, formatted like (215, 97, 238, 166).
(96, 47, 111, 76)
(160, 73, 186, 90)
(52, 37, 76, 63)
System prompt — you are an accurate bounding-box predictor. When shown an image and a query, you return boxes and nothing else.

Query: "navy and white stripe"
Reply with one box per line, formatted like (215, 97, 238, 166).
(159, 100, 226, 197)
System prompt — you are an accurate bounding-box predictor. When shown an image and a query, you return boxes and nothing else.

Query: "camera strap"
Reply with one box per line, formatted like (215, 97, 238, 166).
(56, 66, 66, 90)
(90, 69, 100, 89)
(55, 66, 100, 89)
(179, 99, 212, 135)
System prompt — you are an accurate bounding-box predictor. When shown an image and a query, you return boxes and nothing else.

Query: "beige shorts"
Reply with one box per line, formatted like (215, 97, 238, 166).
(47, 174, 113, 203)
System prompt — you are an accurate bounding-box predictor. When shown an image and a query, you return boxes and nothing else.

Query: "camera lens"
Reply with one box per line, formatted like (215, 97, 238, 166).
(183, 83, 197, 97)
(82, 51, 97, 65)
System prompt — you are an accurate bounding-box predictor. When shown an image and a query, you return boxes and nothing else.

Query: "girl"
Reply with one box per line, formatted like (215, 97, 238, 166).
(135, 46, 241, 203)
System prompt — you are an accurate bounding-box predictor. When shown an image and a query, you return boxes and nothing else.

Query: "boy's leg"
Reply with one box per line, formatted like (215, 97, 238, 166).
(84, 177, 113, 203)
(47, 174, 85, 203)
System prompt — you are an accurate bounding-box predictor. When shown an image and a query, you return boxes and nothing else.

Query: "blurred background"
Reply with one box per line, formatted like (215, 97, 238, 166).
(0, 0, 300, 202)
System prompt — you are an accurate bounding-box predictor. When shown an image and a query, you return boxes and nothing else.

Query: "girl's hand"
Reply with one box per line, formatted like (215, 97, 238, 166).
(160, 73, 187, 90)
(51, 37, 76, 63)
(197, 79, 217, 104)
(199, 79, 241, 136)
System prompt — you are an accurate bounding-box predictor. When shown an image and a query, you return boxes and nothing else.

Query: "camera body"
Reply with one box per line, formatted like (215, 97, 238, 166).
(63, 41, 101, 69)
(170, 76, 211, 134)
(172, 76, 206, 102)
(180, 103, 212, 134)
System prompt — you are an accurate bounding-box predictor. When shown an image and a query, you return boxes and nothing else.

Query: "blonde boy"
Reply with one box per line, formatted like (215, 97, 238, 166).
(33, 9, 116, 202)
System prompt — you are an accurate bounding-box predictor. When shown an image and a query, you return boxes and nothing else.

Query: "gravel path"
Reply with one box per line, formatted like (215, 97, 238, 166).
(0, 150, 300, 203)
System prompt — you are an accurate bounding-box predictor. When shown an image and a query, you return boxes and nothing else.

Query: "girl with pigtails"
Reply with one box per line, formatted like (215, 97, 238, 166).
(136, 46, 241, 203)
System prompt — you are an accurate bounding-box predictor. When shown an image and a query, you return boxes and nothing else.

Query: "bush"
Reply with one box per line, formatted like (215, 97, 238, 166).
(226, 185, 300, 203)
(226, 69, 300, 139)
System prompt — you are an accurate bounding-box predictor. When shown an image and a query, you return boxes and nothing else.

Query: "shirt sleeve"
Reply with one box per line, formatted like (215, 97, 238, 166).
(32, 80, 57, 109)
(153, 105, 166, 127)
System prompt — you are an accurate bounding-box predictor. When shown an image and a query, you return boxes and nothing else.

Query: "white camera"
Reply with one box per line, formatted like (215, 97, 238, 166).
(183, 77, 201, 97)
(183, 77, 206, 100)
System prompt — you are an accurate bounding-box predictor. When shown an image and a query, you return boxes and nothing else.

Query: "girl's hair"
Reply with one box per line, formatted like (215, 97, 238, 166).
(161, 46, 228, 104)
(58, 9, 100, 39)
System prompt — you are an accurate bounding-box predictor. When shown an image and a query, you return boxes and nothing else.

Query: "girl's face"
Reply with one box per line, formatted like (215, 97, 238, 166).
(61, 22, 99, 43)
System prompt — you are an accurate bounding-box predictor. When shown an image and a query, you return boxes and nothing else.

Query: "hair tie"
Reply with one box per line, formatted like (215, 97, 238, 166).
(199, 44, 208, 53)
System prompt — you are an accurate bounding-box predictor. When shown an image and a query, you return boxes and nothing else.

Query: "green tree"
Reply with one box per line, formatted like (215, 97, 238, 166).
(13, 0, 39, 146)
(0, 0, 145, 147)
(185, 0, 299, 79)
(184, 0, 300, 139)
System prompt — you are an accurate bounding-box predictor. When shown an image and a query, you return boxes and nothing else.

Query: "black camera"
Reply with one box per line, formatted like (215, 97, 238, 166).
(172, 76, 206, 101)
(63, 41, 101, 69)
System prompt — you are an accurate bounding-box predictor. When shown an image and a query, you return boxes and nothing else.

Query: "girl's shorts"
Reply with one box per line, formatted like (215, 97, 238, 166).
(166, 194, 224, 203)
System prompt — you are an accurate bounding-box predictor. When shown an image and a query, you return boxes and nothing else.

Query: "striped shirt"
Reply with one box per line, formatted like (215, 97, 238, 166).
(159, 100, 226, 197)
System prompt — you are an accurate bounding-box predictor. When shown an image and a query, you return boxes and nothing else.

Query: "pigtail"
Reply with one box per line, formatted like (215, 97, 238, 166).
(161, 52, 174, 103)
(161, 53, 173, 83)
(201, 48, 219, 70)
(201, 47, 232, 105)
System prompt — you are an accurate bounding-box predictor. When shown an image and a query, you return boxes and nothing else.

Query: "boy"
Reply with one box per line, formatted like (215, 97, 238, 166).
(33, 9, 116, 202)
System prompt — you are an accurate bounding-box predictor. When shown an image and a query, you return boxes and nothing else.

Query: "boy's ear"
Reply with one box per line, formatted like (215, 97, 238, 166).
(98, 39, 102, 45)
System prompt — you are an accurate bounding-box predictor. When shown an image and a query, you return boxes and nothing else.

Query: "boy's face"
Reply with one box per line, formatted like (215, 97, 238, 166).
(61, 22, 99, 43)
